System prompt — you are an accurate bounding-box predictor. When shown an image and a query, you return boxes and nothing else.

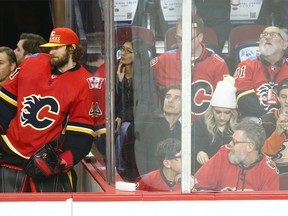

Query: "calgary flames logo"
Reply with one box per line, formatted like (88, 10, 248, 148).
(20, 95, 60, 130)
(257, 83, 278, 111)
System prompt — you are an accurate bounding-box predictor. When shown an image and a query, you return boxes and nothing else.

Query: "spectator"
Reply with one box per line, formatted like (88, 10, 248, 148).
(192, 76, 238, 172)
(234, 26, 288, 118)
(0, 46, 17, 87)
(260, 78, 288, 189)
(194, 119, 279, 191)
(115, 37, 159, 180)
(91, 63, 106, 164)
(137, 138, 197, 192)
(135, 84, 182, 177)
(151, 14, 229, 119)
(0, 27, 95, 192)
(14, 32, 49, 65)
(82, 32, 105, 74)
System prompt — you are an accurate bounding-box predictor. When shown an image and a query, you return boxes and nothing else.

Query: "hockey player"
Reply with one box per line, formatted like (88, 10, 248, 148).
(0, 27, 96, 192)
(234, 26, 288, 118)
(150, 14, 230, 119)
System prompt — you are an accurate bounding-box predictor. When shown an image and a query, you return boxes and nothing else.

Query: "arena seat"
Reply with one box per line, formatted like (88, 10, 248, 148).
(228, 24, 267, 72)
(228, 24, 267, 54)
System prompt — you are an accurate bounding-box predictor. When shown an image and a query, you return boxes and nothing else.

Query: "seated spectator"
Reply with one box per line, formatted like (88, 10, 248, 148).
(0, 46, 17, 88)
(195, 119, 280, 191)
(234, 26, 288, 118)
(151, 14, 229, 119)
(137, 138, 197, 192)
(260, 78, 288, 189)
(115, 37, 159, 180)
(192, 75, 238, 172)
(135, 84, 182, 177)
(14, 32, 48, 65)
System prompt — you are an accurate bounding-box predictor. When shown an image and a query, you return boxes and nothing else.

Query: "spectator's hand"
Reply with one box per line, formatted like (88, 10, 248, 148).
(117, 63, 125, 82)
(115, 117, 122, 133)
(175, 174, 198, 192)
(276, 111, 288, 135)
(190, 176, 198, 192)
(197, 151, 209, 165)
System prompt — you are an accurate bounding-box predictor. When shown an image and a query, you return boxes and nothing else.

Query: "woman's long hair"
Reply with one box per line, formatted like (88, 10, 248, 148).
(204, 106, 238, 142)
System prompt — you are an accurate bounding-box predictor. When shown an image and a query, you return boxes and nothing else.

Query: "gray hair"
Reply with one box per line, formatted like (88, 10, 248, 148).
(233, 119, 266, 153)
(280, 28, 288, 41)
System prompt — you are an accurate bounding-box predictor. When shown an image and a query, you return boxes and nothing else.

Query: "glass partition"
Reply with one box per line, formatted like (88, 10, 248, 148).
(72, 0, 288, 193)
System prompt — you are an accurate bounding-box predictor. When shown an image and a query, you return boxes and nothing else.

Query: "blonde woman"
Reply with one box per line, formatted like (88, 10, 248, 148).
(192, 76, 238, 172)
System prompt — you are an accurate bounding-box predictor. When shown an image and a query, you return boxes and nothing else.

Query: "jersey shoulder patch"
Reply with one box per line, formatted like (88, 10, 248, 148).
(213, 53, 225, 62)
(150, 57, 159, 67)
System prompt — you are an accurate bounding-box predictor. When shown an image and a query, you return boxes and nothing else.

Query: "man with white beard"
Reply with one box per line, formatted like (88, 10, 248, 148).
(194, 119, 279, 191)
(234, 26, 288, 118)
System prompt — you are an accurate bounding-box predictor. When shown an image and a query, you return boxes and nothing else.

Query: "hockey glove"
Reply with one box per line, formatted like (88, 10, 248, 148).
(24, 143, 66, 180)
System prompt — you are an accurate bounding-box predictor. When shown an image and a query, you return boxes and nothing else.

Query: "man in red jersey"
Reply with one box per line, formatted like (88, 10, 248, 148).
(92, 63, 106, 163)
(195, 119, 279, 191)
(234, 26, 288, 118)
(151, 14, 230, 119)
(0, 27, 96, 192)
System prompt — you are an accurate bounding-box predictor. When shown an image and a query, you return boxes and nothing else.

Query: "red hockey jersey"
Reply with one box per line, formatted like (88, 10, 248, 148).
(93, 64, 106, 136)
(137, 169, 181, 192)
(235, 56, 288, 117)
(0, 53, 96, 162)
(195, 145, 280, 191)
(151, 44, 229, 117)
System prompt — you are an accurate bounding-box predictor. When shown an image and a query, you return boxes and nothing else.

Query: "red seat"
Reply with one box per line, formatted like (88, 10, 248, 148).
(228, 24, 267, 54)
(228, 25, 267, 72)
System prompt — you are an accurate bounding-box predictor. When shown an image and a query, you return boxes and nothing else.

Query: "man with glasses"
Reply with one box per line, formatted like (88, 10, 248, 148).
(137, 138, 197, 192)
(234, 26, 288, 118)
(151, 13, 229, 120)
(194, 119, 279, 191)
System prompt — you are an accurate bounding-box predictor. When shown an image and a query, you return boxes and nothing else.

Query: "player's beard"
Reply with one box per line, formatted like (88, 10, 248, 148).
(50, 51, 70, 68)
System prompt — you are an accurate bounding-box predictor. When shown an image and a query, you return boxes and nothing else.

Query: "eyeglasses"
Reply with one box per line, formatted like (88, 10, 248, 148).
(231, 139, 251, 146)
(174, 33, 200, 42)
(165, 94, 181, 102)
(120, 46, 134, 54)
(260, 32, 283, 40)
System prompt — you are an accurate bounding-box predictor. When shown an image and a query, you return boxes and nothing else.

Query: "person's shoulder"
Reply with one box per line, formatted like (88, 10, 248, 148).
(140, 170, 160, 180)
(150, 51, 178, 67)
(209, 52, 227, 63)
(237, 56, 260, 67)
(27, 53, 50, 62)
(218, 145, 230, 155)
(19, 53, 50, 69)
(261, 154, 279, 173)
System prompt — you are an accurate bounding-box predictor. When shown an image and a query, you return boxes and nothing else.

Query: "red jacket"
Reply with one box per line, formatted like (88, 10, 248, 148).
(151, 44, 229, 117)
(195, 145, 280, 191)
